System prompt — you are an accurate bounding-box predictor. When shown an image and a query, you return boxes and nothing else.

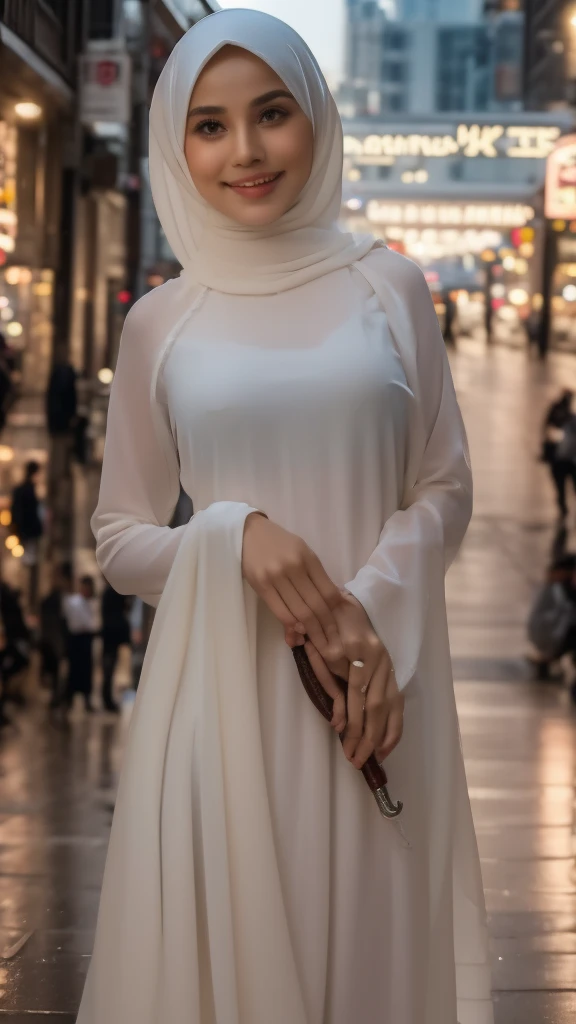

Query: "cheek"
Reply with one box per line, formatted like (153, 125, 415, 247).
(278, 122, 314, 182)
(184, 137, 223, 193)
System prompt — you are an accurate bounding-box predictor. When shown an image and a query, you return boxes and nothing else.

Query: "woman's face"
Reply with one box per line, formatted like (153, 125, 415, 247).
(184, 46, 314, 227)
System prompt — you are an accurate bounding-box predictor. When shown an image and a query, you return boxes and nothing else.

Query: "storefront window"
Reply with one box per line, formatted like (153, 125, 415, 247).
(0, 120, 54, 394)
(0, 121, 17, 267)
(0, 266, 54, 395)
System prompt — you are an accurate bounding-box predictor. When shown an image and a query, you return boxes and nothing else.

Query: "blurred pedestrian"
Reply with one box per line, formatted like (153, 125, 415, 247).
(528, 553, 576, 700)
(62, 575, 98, 713)
(10, 459, 44, 610)
(129, 596, 149, 690)
(100, 583, 131, 713)
(73, 413, 90, 465)
(541, 389, 576, 518)
(525, 308, 541, 354)
(39, 562, 72, 709)
(0, 579, 32, 707)
(442, 288, 457, 347)
(46, 360, 77, 436)
(0, 332, 16, 374)
(0, 332, 15, 433)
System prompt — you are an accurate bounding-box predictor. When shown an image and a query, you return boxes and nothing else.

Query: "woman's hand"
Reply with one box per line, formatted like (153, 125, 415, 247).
(242, 512, 345, 661)
(287, 591, 405, 769)
(333, 592, 404, 767)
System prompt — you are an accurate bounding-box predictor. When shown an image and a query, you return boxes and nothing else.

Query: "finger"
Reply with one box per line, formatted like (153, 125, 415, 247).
(341, 657, 374, 762)
(306, 552, 345, 612)
(352, 657, 391, 768)
(275, 576, 334, 658)
(258, 582, 303, 635)
(304, 640, 347, 733)
(376, 704, 405, 762)
(289, 569, 345, 659)
(285, 626, 306, 647)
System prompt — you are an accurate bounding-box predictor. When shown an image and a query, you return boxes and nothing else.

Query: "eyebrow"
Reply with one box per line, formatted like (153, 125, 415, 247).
(187, 89, 295, 119)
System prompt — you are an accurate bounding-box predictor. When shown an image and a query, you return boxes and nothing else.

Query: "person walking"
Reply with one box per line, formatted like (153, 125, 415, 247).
(10, 460, 44, 610)
(76, 12, 492, 1024)
(100, 583, 131, 713)
(62, 575, 98, 713)
(46, 360, 77, 435)
(39, 563, 71, 708)
(542, 389, 576, 518)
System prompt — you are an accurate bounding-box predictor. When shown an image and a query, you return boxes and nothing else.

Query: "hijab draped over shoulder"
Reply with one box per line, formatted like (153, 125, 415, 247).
(148, 8, 374, 295)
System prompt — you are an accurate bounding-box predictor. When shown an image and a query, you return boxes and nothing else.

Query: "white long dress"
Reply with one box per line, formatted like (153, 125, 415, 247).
(81, 247, 493, 1024)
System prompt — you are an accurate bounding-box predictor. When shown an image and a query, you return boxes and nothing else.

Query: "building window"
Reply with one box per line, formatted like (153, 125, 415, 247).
(384, 29, 407, 51)
(381, 60, 406, 83)
(387, 93, 406, 112)
(436, 26, 491, 112)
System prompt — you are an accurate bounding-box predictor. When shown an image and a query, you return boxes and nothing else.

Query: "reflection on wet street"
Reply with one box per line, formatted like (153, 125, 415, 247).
(1, 340, 576, 1021)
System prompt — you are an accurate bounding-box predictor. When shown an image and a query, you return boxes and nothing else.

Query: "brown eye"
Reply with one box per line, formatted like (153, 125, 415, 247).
(259, 107, 288, 125)
(194, 119, 225, 137)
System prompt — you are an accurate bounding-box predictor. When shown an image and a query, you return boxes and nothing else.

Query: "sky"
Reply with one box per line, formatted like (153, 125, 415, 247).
(219, 0, 346, 85)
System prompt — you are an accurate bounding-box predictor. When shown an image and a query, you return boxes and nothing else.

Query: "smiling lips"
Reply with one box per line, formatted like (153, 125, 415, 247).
(225, 171, 284, 198)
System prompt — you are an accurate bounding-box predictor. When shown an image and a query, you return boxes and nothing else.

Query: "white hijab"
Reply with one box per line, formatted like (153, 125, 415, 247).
(148, 8, 374, 295)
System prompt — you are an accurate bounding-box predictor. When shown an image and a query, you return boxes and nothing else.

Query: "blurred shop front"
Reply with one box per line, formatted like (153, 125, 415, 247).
(0, 2, 78, 399)
(71, 0, 217, 395)
(543, 135, 576, 354)
(341, 111, 574, 346)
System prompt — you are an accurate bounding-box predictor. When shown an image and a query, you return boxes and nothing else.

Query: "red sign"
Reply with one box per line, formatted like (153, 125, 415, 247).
(95, 61, 119, 88)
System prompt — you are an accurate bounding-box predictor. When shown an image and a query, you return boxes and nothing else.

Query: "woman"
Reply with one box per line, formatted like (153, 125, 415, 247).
(77, 10, 492, 1024)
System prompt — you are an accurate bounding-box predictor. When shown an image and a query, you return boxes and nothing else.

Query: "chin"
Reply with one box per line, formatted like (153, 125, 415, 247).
(224, 201, 288, 228)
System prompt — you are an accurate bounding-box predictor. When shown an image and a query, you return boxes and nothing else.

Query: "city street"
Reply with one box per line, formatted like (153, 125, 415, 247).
(1, 337, 576, 1022)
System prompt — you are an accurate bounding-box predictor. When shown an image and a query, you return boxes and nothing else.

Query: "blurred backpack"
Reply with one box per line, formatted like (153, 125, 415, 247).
(528, 581, 576, 660)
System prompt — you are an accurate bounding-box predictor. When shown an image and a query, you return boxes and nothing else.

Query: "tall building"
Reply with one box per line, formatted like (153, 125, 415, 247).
(345, 1, 389, 108)
(522, 1, 572, 111)
(488, 5, 524, 106)
(436, 27, 492, 110)
(340, 0, 522, 114)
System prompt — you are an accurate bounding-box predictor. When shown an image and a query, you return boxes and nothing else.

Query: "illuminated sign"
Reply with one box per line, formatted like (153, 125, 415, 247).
(343, 124, 562, 164)
(545, 135, 576, 220)
(365, 201, 535, 228)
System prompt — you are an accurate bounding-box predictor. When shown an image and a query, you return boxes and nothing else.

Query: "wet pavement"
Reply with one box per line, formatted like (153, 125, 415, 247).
(1, 337, 576, 1020)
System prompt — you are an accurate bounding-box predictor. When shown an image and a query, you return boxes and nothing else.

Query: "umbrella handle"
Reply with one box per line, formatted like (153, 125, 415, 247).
(291, 644, 402, 820)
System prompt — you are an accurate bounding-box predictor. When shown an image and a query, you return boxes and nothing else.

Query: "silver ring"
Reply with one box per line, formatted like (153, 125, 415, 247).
(352, 659, 365, 669)
(360, 683, 369, 694)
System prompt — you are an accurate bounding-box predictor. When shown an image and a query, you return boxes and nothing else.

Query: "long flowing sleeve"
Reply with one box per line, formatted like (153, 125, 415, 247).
(90, 282, 192, 607)
(345, 252, 473, 690)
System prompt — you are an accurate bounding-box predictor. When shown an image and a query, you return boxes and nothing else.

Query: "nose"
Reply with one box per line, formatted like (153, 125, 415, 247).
(231, 122, 265, 167)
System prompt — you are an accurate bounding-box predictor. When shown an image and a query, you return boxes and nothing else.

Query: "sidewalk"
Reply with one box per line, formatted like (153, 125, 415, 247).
(0, 338, 575, 1019)
(450, 337, 576, 1023)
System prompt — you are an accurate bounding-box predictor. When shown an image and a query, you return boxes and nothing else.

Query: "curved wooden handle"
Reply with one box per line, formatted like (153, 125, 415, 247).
(291, 643, 399, 804)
